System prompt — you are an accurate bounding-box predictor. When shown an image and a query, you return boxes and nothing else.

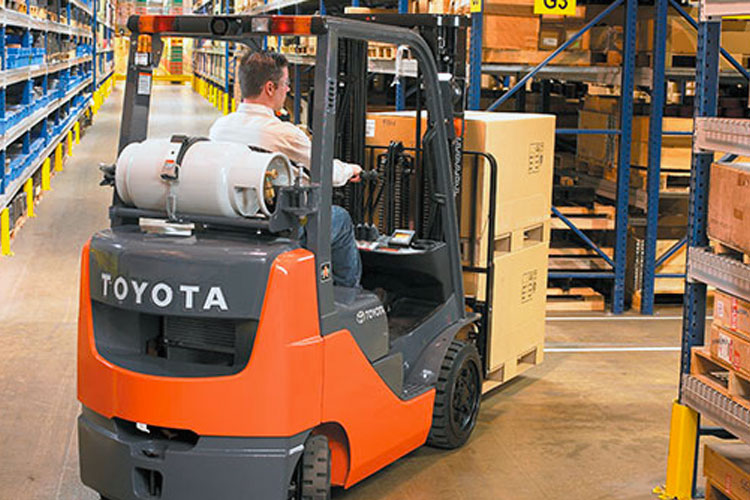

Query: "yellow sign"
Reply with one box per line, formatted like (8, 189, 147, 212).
(534, 0, 576, 16)
(470, 0, 481, 14)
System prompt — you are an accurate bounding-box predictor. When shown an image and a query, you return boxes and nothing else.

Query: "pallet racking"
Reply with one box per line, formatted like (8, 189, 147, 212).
(660, 1, 750, 498)
(0, 0, 115, 255)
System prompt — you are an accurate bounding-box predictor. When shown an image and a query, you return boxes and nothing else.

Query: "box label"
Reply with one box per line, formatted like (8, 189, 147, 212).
(521, 270, 538, 303)
(528, 142, 544, 174)
(365, 119, 375, 138)
(717, 331, 732, 365)
(470, 0, 481, 13)
(534, 0, 576, 16)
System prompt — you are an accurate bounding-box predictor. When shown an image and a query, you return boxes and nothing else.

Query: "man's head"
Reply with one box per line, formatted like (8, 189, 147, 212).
(238, 50, 290, 111)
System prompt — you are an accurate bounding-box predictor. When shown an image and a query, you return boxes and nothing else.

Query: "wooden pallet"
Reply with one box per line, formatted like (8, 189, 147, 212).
(551, 203, 615, 231)
(546, 287, 605, 312)
(368, 43, 397, 60)
(705, 480, 732, 500)
(601, 166, 692, 193)
(690, 348, 750, 413)
(712, 239, 750, 266)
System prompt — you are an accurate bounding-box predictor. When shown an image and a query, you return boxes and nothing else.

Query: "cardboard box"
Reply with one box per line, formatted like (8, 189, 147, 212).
(461, 111, 555, 240)
(590, 26, 623, 52)
(484, 14, 540, 51)
(538, 26, 564, 51)
(486, 239, 548, 375)
(704, 443, 750, 500)
(714, 290, 750, 339)
(708, 323, 750, 375)
(577, 110, 618, 166)
(367, 111, 556, 243)
(708, 162, 750, 255)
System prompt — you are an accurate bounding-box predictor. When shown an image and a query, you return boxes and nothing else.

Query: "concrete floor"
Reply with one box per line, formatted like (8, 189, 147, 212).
(0, 85, 684, 499)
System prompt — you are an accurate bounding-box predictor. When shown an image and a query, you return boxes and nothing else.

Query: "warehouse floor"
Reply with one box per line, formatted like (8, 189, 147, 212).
(0, 85, 687, 500)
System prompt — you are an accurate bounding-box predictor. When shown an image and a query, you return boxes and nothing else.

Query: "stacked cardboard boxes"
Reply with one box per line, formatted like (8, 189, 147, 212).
(365, 111, 555, 388)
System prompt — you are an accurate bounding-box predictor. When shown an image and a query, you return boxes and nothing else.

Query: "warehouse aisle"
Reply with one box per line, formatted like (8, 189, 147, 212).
(0, 84, 221, 500)
(0, 84, 681, 500)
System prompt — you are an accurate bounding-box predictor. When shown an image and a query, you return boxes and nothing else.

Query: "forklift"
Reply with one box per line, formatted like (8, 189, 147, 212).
(78, 14, 487, 500)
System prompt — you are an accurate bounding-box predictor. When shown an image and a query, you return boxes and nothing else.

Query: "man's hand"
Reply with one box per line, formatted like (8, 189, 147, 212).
(350, 164, 363, 183)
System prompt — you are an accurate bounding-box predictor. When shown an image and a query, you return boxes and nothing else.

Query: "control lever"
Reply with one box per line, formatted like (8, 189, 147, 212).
(99, 163, 115, 187)
(355, 223, 380, 242)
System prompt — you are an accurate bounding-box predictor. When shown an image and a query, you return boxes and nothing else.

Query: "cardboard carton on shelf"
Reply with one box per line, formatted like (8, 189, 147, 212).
(708, 161, 750, 256)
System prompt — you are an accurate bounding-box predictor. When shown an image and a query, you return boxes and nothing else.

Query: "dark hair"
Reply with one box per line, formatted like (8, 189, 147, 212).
(238, 50, 288, 99)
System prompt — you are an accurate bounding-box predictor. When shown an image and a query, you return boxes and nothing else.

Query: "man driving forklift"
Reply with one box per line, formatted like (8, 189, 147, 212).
(209, 50, 363, 287)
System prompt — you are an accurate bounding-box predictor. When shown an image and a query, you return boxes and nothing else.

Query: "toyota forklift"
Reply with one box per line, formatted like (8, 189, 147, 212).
(78, 14, 485, 500)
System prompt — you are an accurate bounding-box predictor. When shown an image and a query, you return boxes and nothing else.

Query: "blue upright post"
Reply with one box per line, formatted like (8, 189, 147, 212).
(680, 14, 720, 382)
(611, 0, 637, 314)
(293, 2, 302, 124)
(641, 0, 668, 314)
(467, 3, 483, 111)
(395, 0, 407, 110)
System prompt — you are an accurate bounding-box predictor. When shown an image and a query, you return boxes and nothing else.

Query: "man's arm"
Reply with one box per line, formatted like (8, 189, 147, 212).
(277, 122, 361, 187)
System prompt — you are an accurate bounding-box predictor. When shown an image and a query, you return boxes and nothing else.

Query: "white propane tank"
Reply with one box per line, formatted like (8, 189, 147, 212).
(115, 138, 292, 218)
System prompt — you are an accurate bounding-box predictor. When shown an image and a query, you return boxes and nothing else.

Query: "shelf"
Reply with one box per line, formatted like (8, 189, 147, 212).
(194, 70, 226, 87)
(688, 246, 750, 302)
(97, 68, 114, 85)
(699, 0, 750, 21)
(244, 0, 309, 14)
(681, 374, 750, 443)
(1, 55, 93, 86)
(482, 64, 630, 86)
(0, 100, 90, 210)
(695, 118, 750, 157)
(285, 53, 420, 77)
(97, 48, 115, 55)
(1, 8, 93, 38)
(68, 0, 93, 16)
(195, 48, 226, 56)
(1, 75, 93, 149)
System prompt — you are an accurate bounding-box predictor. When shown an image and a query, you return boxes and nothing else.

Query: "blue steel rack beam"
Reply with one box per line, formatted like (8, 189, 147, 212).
(479, 0, 636, 314)
(680, 9, 720, 391)
(639, 0, 750, 314)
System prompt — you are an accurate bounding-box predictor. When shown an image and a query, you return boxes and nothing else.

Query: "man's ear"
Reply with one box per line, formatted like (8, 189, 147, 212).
(264, 80, 275, 96)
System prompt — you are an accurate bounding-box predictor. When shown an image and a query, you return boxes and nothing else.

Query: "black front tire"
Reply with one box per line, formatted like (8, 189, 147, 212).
(300, 435, 331, 500)
(427, 340, 482, 449)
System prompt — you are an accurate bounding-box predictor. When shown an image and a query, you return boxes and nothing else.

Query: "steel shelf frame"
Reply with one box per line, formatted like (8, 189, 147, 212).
(670, 1, 750, 495)
(466, 0, 638, 314)
(1, 0, 98, 211)
(639, 0, 750, 314)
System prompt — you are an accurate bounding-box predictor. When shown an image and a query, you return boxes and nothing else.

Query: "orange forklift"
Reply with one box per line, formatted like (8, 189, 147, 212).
(78, 14, 484, 500)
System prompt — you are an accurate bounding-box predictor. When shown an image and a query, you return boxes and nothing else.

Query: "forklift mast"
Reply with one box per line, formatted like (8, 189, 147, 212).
(332, 15, 468, 242)
(114, 14, 468, 333)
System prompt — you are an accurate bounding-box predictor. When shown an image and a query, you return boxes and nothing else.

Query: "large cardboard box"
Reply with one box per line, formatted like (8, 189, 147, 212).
(704, 443, 750, 500)
(484, 14, 540, 51)
(708, 162, 750, 255)
(577, 110, 618, 166)
(486, 237, 548, 377)
(366, 110, 556, 243)
(708, 323, 750, 375)
(714, 290, 750, 339)
(461, 111, 555, 248)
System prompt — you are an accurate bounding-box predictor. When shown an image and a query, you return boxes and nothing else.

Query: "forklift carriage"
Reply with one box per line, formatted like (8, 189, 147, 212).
(77, 14, 489, 500)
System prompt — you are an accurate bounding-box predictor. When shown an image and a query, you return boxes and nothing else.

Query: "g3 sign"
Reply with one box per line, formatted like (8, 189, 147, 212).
(534, 0, 576, 16)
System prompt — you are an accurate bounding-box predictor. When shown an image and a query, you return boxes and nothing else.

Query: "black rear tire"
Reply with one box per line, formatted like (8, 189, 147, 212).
(427, 340, 482, 449)
(300, 435, 331, 500)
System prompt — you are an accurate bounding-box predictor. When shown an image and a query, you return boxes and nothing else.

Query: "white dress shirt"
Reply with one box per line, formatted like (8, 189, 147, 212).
(208, 102, 357, 187)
